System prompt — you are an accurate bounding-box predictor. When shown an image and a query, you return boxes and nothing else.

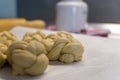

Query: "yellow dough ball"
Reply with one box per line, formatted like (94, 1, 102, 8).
(7, 41, 49, 76)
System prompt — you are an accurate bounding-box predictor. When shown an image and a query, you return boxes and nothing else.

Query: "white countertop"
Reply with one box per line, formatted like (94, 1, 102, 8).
(0, 27, 120, 80)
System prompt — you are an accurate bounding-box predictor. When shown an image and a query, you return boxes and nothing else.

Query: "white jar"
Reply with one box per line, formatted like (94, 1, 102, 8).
(56, 0, 88, 32)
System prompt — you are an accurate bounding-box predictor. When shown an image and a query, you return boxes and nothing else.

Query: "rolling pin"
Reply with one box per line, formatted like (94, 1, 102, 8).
(0, 18, 46, 32)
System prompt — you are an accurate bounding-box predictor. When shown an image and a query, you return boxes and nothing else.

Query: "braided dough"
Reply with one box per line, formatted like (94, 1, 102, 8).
(0, 31, 18, 67)
(0, 31, 18, 46)
(23, 31, 55, 53)
(0, 43, 7, 67)
(47, 31, 84, 63)
(23, 30, 46, 43)
(23, 31, 84, 63)
(7, 41, 49, 75)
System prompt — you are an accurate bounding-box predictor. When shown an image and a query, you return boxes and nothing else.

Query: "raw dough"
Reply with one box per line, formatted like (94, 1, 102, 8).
(7, 41, 49, 75)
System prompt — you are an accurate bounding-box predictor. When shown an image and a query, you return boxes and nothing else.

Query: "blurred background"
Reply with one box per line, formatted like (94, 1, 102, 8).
(1, 0, 120, 24)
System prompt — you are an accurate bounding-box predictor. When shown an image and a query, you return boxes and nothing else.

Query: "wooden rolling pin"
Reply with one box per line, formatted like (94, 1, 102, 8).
(0, 18, 46, 32)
